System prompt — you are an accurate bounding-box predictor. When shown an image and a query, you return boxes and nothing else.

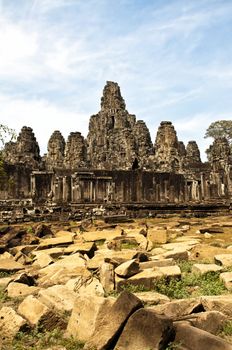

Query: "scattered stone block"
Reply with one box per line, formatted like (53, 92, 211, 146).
(134, 291, 170, 306)
(38, 285, 77, 312)
(150, 298, 201, 318)
(215, 254, 232, 267)
(188, 311, 227, 335)
(18, 295, 65, 330)
(192, 263, 222, 275)
(174, 323, 232, 350)
(99, 262, 115, 293)
(6, 282, 40, 298)
(0, 258, 24, 272)
(0, 307, 27, 345)
(84, 291, 143, 350)
(116, 268, 163, 291)
(66, 295, 114, 341)
(201, 295, 232, 317)
(66, 276, 105, 297)
(115, 308, 174, 350)
(115, 259, 140, 278)
(38, 235, 74, 249)
(220, 272, 232, 290)
(147, 229, 168, 244)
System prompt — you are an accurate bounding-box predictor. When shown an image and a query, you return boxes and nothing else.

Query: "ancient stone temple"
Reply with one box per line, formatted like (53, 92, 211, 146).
(1, 81, 232, 205)
(87, 81, 152, 170)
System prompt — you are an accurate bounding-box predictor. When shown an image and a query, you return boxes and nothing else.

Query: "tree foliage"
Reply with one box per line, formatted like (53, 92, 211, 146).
(204, 120, 232, 145)
(0, 124, 16, 149)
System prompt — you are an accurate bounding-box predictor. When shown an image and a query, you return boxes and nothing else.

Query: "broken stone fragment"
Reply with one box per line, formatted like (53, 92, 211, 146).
(18, 295, 65, 330)
(174, 323, 232, 350)
(66, 295, 114, 342)
(38, 285, 77, 312)
(0, 258, 24, 272)
(114, 259, 140, 278)
(114, 308, 174, 350)
(6, 282, 40, 298)
(84, 291, 143, 350)
(214, 254, 232, 267)
(192, 263, 222, 275)
(0, 307, 27, 345)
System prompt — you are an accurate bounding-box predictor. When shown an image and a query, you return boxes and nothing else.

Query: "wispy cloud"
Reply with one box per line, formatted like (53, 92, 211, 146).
(0, 0, 231, 161)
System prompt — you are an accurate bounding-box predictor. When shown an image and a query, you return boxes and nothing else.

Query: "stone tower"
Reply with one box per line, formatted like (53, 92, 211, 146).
(154, 121, 184, 172)
(87, 81, 152, 170)
(46, 130, 65, 169)
(2, 126, 40, 167)
(64, 132, 87, 169)
(185, 141, 201, 165)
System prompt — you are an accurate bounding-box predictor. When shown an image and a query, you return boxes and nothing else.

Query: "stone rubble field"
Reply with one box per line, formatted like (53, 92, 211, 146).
(1, 216, 232, 349)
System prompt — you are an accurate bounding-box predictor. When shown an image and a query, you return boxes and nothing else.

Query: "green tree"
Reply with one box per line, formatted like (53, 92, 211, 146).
(0, 124, 16, 149)
(204, 120, 232, 145)
(0, 124, 16, 188)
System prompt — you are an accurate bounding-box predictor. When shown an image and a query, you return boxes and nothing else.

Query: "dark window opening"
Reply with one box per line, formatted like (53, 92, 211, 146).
(132, 158, 139, 170)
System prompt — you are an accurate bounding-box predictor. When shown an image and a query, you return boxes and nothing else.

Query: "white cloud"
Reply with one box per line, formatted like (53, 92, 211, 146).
(0, 93, 88, 155)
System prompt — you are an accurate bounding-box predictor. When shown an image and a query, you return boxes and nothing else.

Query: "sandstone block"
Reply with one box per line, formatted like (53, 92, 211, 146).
(114, 259, 140, 278)
(0, 307, 27, 345)
(115, 308, 173, 350)
(84, 291, 143, 350)
(192, 263, 222, 275)
(175, 323, 232, 350)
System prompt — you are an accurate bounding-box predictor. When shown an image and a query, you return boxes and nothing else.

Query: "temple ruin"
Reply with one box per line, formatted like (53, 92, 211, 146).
(1, 81, 232, 208)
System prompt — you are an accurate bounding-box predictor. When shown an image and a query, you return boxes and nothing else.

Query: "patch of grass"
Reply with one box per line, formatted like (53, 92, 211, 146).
(121, 283, 149, 293)
(26, 225, 34, 234)
(178, 260, 194, 273)
(165, 341, 183, 349)
(0, 287, 9, 303)
(153, 271, 227, 299)
(95, 239, 105, 246)
(121, 241, 138, 249)
(220, 320, 232, 336)
(12, 328, 84, 350)
(0, 271, 13, 278)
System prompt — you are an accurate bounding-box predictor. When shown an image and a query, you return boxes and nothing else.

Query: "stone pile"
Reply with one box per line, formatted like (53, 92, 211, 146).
(0, 217, 232, 349)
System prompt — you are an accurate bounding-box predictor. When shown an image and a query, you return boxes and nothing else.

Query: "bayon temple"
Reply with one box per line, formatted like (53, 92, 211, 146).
(1, 81, 232, 205)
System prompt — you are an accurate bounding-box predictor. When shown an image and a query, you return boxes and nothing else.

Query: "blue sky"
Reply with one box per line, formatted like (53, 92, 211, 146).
(0, 0, 232, 160)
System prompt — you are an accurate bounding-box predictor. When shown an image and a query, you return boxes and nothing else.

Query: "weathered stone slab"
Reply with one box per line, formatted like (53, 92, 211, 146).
(192, 263, 222, 275)
(99, 262, 115, 293)
(220, 272, 232, 290)
(174, 323, 232, 350)
(150, 298, 201, 318)
(18, 295, 64, 330)
(38, 285, 77, 312)
(84, 291, 143, 350)
(187, 311, 227, 335)
(0, 258, 24, 272)
(147, 229, 168, 244)
(115, 259, 140, 278)
(115, 308, 173, 350)
(0, 307, 27, 345)
(6, 282, 40, 298)
(215, 254, 232, 267)
(66, 295, 114, 341)
(201, 295, 232, 317)
(134, 291, 170, 306)
(37, 235, 73, 249)
(140, 258, 175, 269)
(116, 268, 163, 291)
(66, 276, 105, 297)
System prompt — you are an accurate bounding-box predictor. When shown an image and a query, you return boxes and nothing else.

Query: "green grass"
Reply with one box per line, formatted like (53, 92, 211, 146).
(220, 320, 232, 336)
(121, 241, 139, 249)
(12, 328, 84, 350)
(0, 287, 9, 303)
(153, 271, 227, 299)
(165, 341, 182, 349)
